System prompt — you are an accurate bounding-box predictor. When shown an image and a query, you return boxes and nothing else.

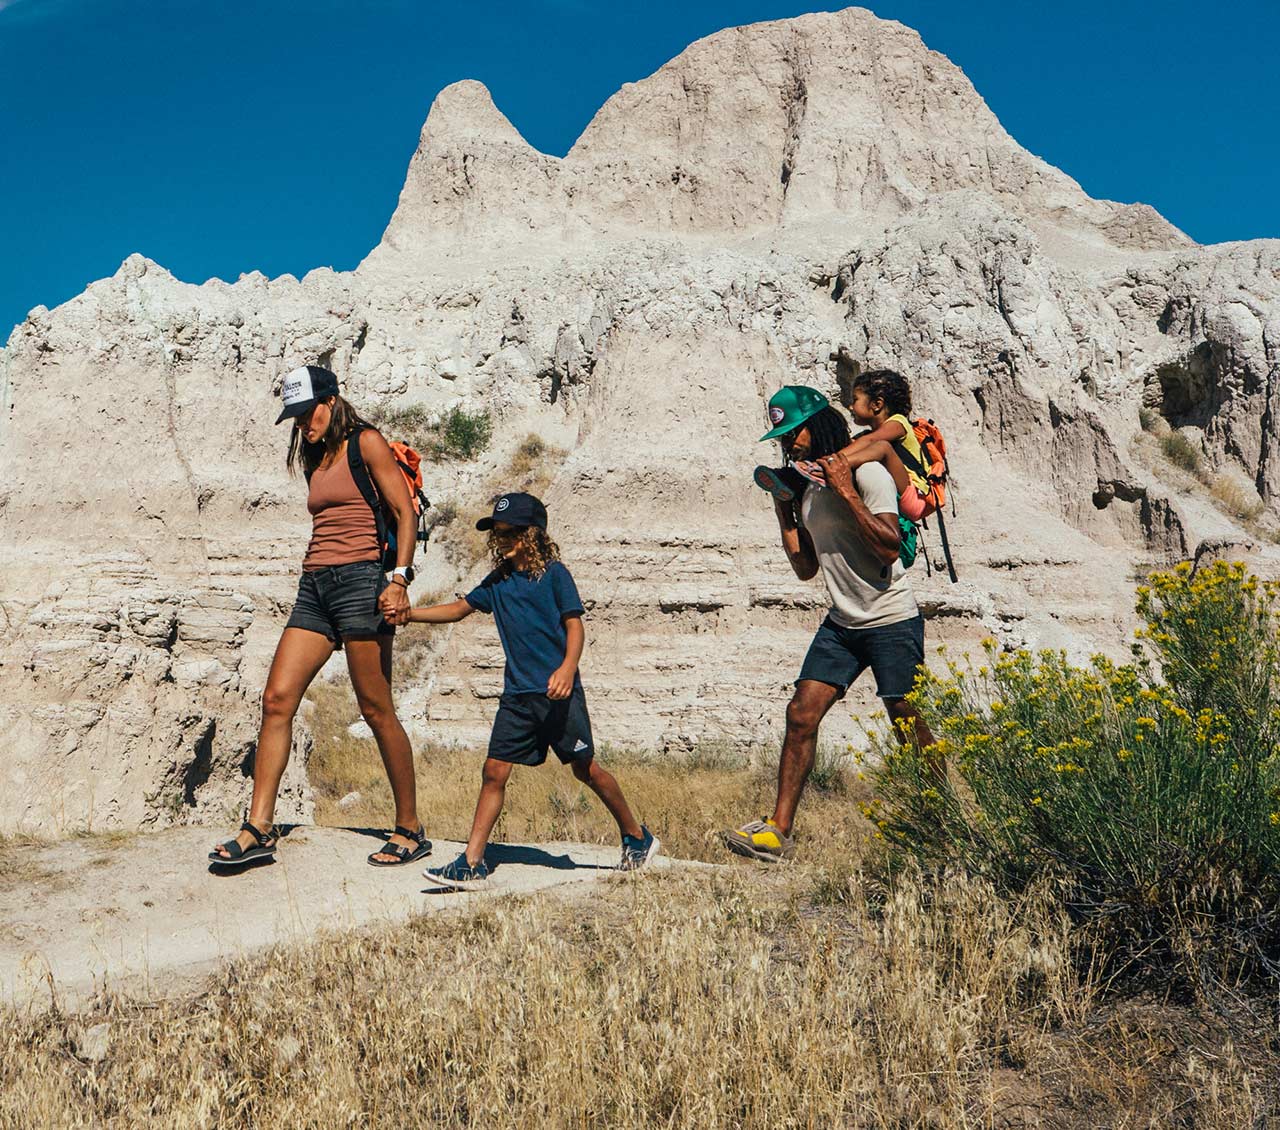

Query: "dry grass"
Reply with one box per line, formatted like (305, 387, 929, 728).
(1131, 431, 1280, 543)
(7, 563, 1276, 1123)
(3, 691, 1278, 1124)
(1210, 469, 1266, 521)
(2, 851, 1275, 1125)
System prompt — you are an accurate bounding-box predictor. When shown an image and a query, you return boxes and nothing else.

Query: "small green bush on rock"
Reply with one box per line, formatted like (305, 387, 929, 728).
(1160, 431, 1203, 474)
(368, 402, 493, 462)
(435, 405, 492, 460)
(869, 560, 1280, 986)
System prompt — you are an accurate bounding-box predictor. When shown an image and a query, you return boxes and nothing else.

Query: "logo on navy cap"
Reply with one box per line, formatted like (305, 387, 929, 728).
(496, 497, 510, 512)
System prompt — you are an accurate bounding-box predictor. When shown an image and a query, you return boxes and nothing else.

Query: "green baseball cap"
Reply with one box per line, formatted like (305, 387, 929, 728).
(759, 385, 830, 441)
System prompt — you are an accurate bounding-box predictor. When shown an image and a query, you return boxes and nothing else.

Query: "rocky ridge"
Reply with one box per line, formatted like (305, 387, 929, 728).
(1, 8, 1277, 833)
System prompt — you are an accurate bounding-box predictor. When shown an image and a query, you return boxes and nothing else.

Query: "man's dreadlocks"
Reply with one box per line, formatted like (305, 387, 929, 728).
(798, 405, 852, 460)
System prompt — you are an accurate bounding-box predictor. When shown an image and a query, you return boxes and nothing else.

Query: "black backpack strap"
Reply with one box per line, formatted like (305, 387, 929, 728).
(346, 426, 391, 566)
(893, 439, 930, 482)
(933, 505, 958, 583)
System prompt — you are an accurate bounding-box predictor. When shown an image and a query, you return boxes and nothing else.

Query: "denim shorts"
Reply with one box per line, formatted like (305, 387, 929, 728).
(487, 688, 594, 766)
(797, 613, 925, 700)
(285, 560, 395, 644)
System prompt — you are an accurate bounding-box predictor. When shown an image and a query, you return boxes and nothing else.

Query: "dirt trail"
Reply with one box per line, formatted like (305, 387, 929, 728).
(0, 826, 689, 1007)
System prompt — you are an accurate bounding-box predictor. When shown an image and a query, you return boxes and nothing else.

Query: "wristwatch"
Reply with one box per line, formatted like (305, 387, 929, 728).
(391, 565, 414, 586)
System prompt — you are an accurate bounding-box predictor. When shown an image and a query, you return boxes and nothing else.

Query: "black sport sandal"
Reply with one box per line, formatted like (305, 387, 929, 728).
(368, 825, 433, 867)
(209, 820, 279, 868)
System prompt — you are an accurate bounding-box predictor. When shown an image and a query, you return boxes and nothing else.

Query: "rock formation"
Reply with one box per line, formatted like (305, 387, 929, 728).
(2, 7, 1277, 833)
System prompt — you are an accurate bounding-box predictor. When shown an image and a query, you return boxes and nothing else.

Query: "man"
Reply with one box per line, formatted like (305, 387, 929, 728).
(723, 386, 935, 862)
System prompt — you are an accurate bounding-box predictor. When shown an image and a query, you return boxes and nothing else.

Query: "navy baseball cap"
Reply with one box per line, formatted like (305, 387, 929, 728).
(276, 365, 340, 424)
(476, 492, 548, 531)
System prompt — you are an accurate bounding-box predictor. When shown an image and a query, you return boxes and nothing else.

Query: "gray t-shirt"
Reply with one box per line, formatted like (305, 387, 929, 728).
(799, 462, 919, 630)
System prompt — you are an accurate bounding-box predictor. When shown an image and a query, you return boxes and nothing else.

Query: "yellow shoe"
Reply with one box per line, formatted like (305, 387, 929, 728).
(721, 817, 795, 863)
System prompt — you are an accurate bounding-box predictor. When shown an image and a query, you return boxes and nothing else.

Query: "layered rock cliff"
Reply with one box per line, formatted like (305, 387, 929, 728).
(2, 8, 1277, 833)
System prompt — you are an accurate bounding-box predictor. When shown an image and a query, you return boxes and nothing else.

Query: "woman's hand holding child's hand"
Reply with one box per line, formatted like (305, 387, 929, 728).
(547, 664, 575, 700)
(379, 582, 410, 625)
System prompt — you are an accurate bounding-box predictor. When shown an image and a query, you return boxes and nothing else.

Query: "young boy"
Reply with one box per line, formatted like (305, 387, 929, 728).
(391, 492, 659, 889)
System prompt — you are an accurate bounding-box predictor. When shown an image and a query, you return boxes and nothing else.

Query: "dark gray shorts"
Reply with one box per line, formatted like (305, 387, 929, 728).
(285, 560, 395, 644)
(487, 688, 593, 767)
(797, 612, 925, 700)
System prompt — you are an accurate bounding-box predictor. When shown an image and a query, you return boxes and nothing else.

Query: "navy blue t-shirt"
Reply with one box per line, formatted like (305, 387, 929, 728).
(465, 560, 586, 695)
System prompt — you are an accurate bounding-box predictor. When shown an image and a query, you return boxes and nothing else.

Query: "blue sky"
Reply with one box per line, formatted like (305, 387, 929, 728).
(2, 0, 1276, 338)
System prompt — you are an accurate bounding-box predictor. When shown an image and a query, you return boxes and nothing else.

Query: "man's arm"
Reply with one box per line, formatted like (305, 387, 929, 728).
(816, 451, 901, 566)
(774, 497, 819, 581)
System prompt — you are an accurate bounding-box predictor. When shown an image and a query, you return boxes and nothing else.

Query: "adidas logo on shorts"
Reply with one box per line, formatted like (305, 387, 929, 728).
(573, 739, 590, 753)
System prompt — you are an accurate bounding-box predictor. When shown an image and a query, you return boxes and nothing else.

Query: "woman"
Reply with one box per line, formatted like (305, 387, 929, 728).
(210, 364, 429, 868)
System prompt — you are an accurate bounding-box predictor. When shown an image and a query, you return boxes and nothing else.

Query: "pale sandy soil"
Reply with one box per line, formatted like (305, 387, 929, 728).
(0, 826, 690, 1007)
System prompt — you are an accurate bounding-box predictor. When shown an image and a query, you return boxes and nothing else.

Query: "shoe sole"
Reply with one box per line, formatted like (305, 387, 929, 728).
(753, 467, 795, 503)
(208, 847, 276, 868)
(425, 870, 490, 891)
(619, 835, 662, 872)
(721, 831, 790, 864)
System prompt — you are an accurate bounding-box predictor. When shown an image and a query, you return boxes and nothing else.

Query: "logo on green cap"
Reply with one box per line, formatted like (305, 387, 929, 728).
(759, 385, 830, 442)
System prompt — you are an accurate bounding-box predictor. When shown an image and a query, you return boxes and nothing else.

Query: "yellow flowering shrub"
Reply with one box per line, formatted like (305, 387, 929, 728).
(870, 560, 1280, 983)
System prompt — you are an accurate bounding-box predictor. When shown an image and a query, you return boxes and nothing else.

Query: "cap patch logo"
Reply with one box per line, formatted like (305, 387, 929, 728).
(768, 406, 786, 425)
(281, 368, 313, 405)
(495, 497, 511, 512)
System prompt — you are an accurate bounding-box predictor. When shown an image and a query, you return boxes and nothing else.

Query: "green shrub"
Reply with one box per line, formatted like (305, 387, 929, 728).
(1159, 431, 1202, 474)
(367, 402, 492, 462)
(868, 560, 1280, 985)
(1138, 406, 1160, 433)
(435, 406, 492, 460)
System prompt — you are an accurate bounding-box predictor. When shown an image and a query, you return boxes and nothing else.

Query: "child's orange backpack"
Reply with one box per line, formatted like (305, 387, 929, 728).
(910, 418, 948, 515)
(894, 418, 958, 582)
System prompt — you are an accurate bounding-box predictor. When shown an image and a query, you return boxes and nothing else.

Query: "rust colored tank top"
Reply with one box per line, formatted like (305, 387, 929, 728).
(302, 448, 380, 570)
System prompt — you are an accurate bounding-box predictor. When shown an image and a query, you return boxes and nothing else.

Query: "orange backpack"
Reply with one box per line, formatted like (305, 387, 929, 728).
(909, 418, 949, 515)
(386, 440, 429, 518)
(346, 427, 431, 570)
(894, 418, 957, 582)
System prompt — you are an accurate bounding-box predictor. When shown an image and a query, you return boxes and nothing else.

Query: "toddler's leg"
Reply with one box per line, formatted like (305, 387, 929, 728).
(464, 757, 514, 865)
(571, 759, 643, 840)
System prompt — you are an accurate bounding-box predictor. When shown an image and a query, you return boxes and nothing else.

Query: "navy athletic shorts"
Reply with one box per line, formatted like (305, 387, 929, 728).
(797, 613, 925, 700)
(285, 560, 395, 644)
(488, 688, 594, 766)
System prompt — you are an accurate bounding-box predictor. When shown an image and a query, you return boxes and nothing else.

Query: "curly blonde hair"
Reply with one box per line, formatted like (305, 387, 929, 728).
(489, 525, 561, 579)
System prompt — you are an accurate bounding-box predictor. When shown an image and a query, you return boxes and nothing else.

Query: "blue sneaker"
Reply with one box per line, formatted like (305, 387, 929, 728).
(619, 826, 660, 872)
(425, 852, 490, 890)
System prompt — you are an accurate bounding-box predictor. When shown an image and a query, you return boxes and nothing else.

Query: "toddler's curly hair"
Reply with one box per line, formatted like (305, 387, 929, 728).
(852, 368, 913, 419)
